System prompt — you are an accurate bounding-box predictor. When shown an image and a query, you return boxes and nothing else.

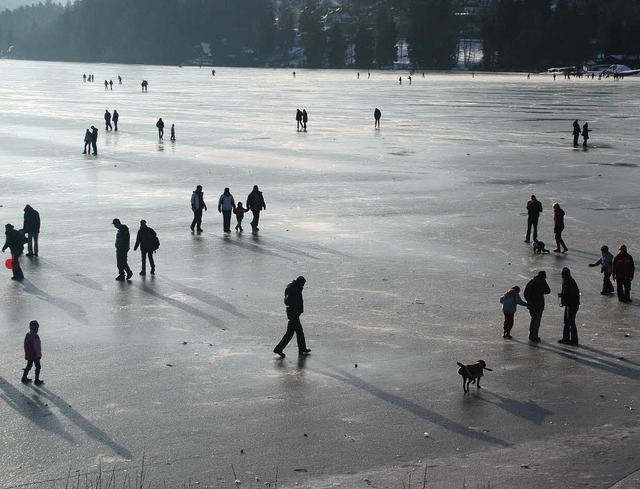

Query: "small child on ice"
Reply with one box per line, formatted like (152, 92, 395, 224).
(234, 202, 247, 232)
(22, 320, 44, 385)
(499, 286, 528, 339)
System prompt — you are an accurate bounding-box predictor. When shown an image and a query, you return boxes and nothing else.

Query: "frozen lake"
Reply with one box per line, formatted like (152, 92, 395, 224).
(0, 60, 639, 488)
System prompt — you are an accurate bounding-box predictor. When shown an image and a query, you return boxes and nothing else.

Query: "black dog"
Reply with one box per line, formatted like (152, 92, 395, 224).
(533, 239, 550, 254)
(457, 360, 492, 393)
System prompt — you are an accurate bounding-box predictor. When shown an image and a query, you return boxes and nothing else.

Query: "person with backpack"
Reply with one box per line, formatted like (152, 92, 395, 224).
(133, 220, 158, 276)
(2, 223, 27, 280)
(273, 276, 311, 357)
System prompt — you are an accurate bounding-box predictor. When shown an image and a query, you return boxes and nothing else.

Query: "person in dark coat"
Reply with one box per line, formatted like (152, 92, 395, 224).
(572, 119, 581, 147)
(2, 223, 25, 280)
(156, 118, 165, 139)
(558, 267, 580, 345)
(525, 195, 543, 243)
(374, 108, 381, 128)
(190, 185, 207, 232)
(83, 129, 92, 154)
(523, 270, 550, 342)
(274, 276, 311, 357)
(91, 126, 98, 155)
(296, 109, 303, 132)
(133, 220, 158, 276)
(589, 245, 614, 295)
(246, 185, 266, 232)
(217, 187, 236, 233)
(112, 218, 133, 281)
(552, 202, 568, 253)
(302, 109, 308, 131)
(22, 320, 43, 385)
(104, 110, 112, 131)
(582, 122, 589, 148)
(612, 244, 635, 303)
(22, 204, 40, 257)
(112, 110, 119, 131)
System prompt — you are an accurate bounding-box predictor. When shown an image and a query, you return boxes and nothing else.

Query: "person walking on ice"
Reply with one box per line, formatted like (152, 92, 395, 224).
(274, 276, 311, 358)
(374, 108, 381, 128)
(22, 320, 44, 385)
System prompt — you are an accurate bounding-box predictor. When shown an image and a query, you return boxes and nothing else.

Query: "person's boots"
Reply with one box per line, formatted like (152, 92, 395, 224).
(21, 368, 32, 383)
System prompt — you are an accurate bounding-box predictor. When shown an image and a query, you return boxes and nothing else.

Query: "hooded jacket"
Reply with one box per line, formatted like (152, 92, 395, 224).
(524, 274, 551, 310)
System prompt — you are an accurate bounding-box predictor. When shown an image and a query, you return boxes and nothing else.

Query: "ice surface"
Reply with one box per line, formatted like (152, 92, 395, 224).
(0, 60, 639, 488)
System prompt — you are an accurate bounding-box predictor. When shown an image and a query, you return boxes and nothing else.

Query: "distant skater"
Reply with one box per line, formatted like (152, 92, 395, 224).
(273, 276, 311, 357)
(589, 245, 614, 295)
(408, 75, 412, 85)
(112, 110, 119, 131)
(112, 218, 133, 281)
(190, 185, 207, 232)
(118, 75, 122, 84)
(104, 80, 108, 90)
(612, 244, 635, 303)
(302, 109, 308, 131)
(572, 119, 581, 147)
(156, 118, 164, 139)
(523, 270, 550, 342)
(109, 79, 113, 90)
(133, 219, 158, 276)
(141, 80, 148, 92)
(247, 185, 266, 232)
(499, 286, 528, 339)
(2, 223, 26, 280)
(91, 125, 98, 155)
(582, 122, 589, 147)
(218, 187, 236, 233)
(399, 76, 402, 85)
(552, 202, 567, 253)
(22, 320, 43, 385)
(83, 128, 92, 154)
(104, 110, 112, 131)
(234, 202, 246, 232)
(296, 109, 303, 132)
(374, 108, 381, 128)
(558, 268, 580, 346)
(170, 124, 175, 141)
(23, 204, 40, 257)
(524, 194, 542, 243)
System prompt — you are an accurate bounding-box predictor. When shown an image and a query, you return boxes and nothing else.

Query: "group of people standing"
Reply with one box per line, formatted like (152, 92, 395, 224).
(501, 193, 636, 346)
(2, 205, 41, 281)
(190, 184, 266, 234)
(524, 195, 568, 253)
(572, 119, 590, 148)
(295, 109, 308, 132)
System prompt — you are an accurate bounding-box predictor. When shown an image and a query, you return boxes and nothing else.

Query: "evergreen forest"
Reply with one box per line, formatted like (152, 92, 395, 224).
(1, 0, 639, 71)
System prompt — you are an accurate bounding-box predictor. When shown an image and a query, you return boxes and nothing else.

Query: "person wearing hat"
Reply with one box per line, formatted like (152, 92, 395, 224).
(2, 223, 26, 280)
(588, 245, 614, 295)
(612, 245, 635, 303)
(273, 276, 311, 357)
(22, 204, 40, 257)
(523, 270, 551, 343)
(558, 268, 580, 345)
(112, 218, 133, 281)
(22, 320, 43, 385)
(190, 185, 207, 233)
(133, 220, 158, 276)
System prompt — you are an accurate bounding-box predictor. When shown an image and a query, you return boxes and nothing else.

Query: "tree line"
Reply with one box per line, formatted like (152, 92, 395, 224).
(1, 0, 639, 71)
